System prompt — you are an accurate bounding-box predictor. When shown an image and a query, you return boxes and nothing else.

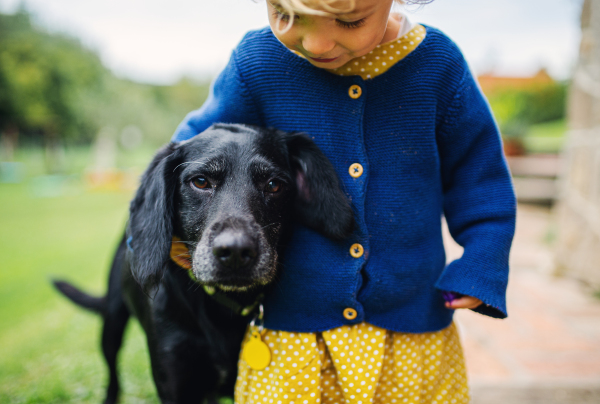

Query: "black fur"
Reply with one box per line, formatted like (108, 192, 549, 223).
(53, 124, 353, 404)
(287, 133, 354, 240)
(128, 142, 180, 296)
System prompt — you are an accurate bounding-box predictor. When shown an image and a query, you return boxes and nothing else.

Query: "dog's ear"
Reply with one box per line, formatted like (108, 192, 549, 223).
(286, 133, 354, 240)
(127, 143, 181, 295)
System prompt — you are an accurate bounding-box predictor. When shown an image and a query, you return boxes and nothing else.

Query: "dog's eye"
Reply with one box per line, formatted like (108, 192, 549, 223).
(265, 179, 282, 193)
(192, 177, 210, 189)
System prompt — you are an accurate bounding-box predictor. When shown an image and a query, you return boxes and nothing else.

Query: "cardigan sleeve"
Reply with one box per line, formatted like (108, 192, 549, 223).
(435, 67, 516, 319)
(171, 48, 262, 142)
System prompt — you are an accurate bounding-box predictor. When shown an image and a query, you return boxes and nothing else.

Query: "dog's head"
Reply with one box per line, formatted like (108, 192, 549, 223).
(127, 124, 354, 295)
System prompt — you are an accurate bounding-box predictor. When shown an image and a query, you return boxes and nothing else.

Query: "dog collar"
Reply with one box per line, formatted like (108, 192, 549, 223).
(170, 236, 192, 270)
(169, 236, 262, 317)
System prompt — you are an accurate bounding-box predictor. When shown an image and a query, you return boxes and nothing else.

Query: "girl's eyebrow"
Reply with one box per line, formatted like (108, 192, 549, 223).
(336, 2, 377, 16)
(337, 5, 374, 17)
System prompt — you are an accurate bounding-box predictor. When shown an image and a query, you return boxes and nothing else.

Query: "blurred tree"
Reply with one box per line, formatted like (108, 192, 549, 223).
(0, 8, 210, 170)
(0, 9, 104, 138)
(489, 82, 568, 137)
(0, 8, 107, 170)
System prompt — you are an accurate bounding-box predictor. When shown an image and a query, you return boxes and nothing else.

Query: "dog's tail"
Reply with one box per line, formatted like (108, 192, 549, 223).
(52, 280, 106, 314)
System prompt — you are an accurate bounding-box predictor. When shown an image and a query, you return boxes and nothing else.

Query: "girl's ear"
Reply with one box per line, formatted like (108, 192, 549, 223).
(286, 133, 354, 240)
(127, 143, 181, 296)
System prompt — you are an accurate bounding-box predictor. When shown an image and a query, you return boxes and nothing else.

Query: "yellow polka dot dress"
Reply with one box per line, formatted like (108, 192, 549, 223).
(234, 24, 469, 404)
(235, 322, 468, 404)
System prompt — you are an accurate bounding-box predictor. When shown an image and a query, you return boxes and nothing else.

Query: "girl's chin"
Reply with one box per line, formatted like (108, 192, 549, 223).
(309, 56, 351, 69)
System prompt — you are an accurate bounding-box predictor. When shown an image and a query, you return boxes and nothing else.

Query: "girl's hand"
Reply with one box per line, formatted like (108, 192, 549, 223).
(445, 295, 483, 310)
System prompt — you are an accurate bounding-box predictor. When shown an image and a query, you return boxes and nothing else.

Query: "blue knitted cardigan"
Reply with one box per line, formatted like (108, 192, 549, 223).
(173, 26, 516, 333)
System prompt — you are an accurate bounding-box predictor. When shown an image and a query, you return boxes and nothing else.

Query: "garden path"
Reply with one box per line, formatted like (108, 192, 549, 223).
(443, 204, 600, 404)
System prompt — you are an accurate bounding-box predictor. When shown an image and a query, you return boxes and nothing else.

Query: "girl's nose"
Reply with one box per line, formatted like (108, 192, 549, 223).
(301, 31, 336, 56)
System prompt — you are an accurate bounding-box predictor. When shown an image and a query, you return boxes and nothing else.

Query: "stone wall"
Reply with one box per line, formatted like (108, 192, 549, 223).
(556, 0, 600, 287)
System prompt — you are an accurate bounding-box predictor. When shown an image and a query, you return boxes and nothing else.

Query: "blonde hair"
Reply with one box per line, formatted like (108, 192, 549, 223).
(273, 0, 413, 31)
(274, 0, 413, 15)
(278, 0, 357, 15)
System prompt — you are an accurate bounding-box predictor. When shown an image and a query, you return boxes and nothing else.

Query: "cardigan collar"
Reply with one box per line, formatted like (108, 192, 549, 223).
(288, 23, 426, 80)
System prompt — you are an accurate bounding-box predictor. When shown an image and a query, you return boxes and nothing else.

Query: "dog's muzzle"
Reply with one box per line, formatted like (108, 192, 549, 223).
(191, 217, 277, 290)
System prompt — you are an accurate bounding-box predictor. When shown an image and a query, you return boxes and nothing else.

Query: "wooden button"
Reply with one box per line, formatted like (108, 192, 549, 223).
(343, 308, 358, 320)
(350, 243, 364, 258)
(349, 163, 363, 178)
(348, 84, 362, 99)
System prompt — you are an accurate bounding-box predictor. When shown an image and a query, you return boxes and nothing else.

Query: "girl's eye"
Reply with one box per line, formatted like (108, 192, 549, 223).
(336, 18, 366, 29)
(191, 177, 210, 189)
(272, 8, 297, 22)
(265, 179, 282, 193)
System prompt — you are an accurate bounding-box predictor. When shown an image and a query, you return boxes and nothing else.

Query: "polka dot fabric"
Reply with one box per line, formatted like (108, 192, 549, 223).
(327, 24, 426, 80)
(235, 322, 469, 404)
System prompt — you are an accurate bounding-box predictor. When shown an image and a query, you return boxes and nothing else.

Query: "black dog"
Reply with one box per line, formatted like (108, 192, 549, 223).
(54, 124, 353, 404)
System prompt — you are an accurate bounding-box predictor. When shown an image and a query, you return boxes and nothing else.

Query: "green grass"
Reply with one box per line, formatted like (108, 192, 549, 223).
(0, 150, 161, 402)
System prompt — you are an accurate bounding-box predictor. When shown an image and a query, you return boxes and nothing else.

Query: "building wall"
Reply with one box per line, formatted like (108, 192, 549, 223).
(556, 0, 600, 286)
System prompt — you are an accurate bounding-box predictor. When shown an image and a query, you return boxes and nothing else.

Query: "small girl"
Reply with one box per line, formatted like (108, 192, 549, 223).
(173, 0, 516, 402)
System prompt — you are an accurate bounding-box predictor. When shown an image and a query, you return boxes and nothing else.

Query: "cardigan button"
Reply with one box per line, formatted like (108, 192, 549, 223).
(350, 243, 364, 258)
(349, 163, 363, 178)
(343, 308, 358, 320)
(348, 84, 362, 99)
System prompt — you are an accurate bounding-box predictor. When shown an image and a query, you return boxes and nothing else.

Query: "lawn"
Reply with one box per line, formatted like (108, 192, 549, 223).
(0, 149, 160, 403)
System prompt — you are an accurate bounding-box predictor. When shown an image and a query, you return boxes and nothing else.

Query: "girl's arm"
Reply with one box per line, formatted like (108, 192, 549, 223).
(435, 67, 517, 319)
(171, 48, 261, 142)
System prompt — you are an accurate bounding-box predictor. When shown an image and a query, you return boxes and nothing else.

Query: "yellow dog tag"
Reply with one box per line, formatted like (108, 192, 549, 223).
(242, 330, 271, 370)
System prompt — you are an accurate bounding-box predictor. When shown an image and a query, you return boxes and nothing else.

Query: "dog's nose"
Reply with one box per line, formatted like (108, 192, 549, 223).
(212, 230, 258, 269)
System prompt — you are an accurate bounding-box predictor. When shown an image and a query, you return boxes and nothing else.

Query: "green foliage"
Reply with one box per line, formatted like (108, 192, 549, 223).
(0, 9, 209, 147)
(0, 10, 105, 141)
(521, 120, 566, 154)
(488, 82, 568, 138)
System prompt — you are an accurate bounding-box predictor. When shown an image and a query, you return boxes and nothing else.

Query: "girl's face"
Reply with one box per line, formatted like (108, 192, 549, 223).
(267, 0, 399, 70)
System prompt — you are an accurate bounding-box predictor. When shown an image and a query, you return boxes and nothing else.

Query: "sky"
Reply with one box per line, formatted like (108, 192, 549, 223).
(0, 0, 584, 84)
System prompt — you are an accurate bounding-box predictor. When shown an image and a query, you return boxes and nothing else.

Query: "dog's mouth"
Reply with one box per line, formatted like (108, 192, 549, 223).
(208, 277, 266, 292)
(192, 255, 278, 291)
